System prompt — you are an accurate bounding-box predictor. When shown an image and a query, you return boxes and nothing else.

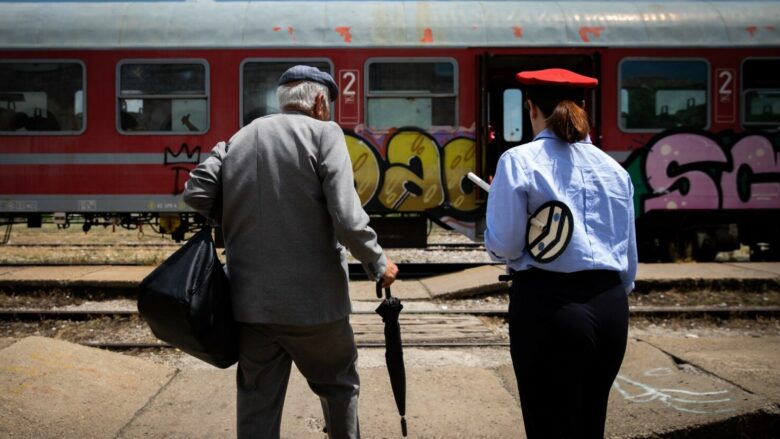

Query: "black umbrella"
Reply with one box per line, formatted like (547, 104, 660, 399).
(375, 281, 408, 437)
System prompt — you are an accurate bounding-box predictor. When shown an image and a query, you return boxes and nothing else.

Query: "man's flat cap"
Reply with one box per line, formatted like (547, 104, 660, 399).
(278, 65, 339, 101)
(516, 68, 598, 88)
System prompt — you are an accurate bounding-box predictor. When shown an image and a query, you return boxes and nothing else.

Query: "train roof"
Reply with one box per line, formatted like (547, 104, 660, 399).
(2, 0, 779, 49)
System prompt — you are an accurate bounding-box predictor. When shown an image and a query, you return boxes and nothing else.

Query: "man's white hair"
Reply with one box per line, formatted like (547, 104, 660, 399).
(277, 81, 330, 113)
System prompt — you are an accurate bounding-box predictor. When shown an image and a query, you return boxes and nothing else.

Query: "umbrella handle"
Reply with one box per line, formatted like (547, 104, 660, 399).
(375, 281, 393, 299)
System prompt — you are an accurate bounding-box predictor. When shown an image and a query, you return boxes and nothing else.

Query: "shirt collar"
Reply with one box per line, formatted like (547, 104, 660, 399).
(532, 128, 592, 144)
(281, 105, 313, 117)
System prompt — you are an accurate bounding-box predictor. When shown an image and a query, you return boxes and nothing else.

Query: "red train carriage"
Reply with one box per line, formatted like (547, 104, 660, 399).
(1, 0, 779, 259)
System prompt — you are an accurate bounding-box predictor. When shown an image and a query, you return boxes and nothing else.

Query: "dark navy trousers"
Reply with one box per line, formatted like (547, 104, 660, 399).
(508, 269, 629, 439)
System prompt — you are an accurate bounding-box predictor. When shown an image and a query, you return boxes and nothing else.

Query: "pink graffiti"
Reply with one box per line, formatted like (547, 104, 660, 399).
(722, 135, 780, 209)
(644, 133, 780, 212)
(645, 134, 726, 211)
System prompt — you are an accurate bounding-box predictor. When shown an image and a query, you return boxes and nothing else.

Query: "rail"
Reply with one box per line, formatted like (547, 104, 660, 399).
(2, 306, 779, 321)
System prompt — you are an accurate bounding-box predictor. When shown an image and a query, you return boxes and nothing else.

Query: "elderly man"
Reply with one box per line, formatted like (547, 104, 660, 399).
(183, 65, 398, 439)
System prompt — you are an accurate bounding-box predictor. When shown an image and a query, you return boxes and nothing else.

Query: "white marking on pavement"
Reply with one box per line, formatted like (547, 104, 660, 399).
(613, 373, 736, 414)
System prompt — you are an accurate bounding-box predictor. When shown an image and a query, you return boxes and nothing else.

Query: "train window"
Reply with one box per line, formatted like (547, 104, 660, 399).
(619, 59, 709, 132)
(0, 61, 85, 135)
(742, 58, 780, 129)
(118, 61, 208, 134)
(366, 59, 457, 129)
(503, 89, 523, 142)
(241, 60, 332, 127)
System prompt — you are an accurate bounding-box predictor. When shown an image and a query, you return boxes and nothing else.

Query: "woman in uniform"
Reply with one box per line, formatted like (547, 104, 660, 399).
(485, 68, 637, 438)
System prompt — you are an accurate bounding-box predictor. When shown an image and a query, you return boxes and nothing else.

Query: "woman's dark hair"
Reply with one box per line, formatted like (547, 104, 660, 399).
(527, 87, 591, 143)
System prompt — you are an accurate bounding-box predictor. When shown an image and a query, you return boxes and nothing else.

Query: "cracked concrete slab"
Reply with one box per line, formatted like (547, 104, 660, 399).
(0, 337, 176, 439)
(608, 339, 778, 438)
(422, 265, 508, 299)
(0, 337, 17, 350)
(120, 353, 523, 438)
(2, 330, 779, 438)
(487, 339, 780, 438)
(640, 336, 780, 406)
(118, 369, 237, 439)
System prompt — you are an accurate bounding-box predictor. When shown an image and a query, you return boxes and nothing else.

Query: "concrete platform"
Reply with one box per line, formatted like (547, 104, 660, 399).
(1, 262, 778, 299)
(640, 336, 780, 406)
(0, 265, 150, 289)
(1, 336, 778, 438)
(608, 340, 779, 438)
(635, 263, 780, 292)
(638, 263, 780, 280)
(0, 337, 175, 438)
(420, 264, 506, 299)
(350, 279, 431, 301)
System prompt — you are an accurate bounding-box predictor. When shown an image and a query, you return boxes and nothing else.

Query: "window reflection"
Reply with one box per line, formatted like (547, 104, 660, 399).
(241, 61, 331, 126)
(742, 59, 780, 129)
(118, 62, 208, 133)
(366, 60, 457, 130)
(619, 59, 708, 131)
(0, 62, 84, 134)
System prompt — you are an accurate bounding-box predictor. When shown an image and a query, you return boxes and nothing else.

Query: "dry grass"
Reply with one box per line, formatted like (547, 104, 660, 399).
(1, 223, 184, 265)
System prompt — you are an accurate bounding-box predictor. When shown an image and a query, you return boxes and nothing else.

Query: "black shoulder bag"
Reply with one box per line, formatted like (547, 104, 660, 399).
(138, 142, 237, 368)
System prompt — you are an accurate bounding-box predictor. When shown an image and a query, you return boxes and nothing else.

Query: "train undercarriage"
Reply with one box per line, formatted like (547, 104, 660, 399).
(636, 210, 780, 262)
(4, 209, 780, 262)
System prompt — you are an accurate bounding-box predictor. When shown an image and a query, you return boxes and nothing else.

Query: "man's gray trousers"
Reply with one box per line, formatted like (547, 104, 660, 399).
(236, 317, 360, 439)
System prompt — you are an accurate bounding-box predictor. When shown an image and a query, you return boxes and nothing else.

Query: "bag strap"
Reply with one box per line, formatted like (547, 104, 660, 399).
(206, 141, 230, 226)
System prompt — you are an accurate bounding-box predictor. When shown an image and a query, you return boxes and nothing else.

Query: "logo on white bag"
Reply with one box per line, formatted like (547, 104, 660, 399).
(526, 200, 573, 263)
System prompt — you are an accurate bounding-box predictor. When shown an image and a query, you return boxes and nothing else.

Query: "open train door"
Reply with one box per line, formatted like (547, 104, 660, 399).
(477, 53, 599, 182)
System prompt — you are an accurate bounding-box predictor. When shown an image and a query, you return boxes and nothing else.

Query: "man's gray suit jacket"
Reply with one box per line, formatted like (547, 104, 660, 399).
(183, 112, 386, 325)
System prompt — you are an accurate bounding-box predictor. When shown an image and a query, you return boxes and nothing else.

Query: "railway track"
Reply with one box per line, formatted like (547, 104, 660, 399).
(2, 305, 778, 351)
(4, 242, 485, 249)
(2, 260, 778, 352)
(78, 340, 514, 350)
(1, 242, 178, 248)
(423, 243, 485, 251)
(0, 262, 498, 278)
(2, 306, 780, 321)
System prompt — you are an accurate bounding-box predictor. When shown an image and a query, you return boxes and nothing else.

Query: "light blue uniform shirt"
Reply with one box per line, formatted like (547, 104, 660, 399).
(485, 129, 638, 293)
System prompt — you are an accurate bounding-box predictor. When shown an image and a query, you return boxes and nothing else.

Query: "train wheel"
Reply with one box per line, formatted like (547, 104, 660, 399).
(658, 238, 681, 262)
(668, 236, 695, 262)
(637, 239, 661, 262)
(691, 233, 717, 262)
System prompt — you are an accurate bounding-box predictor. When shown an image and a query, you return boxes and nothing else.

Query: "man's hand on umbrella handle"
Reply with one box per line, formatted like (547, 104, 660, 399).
(381, 257, 399, 288)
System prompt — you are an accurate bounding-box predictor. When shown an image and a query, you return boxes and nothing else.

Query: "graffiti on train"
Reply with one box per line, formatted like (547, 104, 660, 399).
(164, 142, 201, 195)
(344, 127, 479, 219)
(624, 130, 780, 216)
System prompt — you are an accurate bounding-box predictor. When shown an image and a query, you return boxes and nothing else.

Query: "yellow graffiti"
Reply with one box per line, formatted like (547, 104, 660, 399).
(344, 130, 478, 216)
(442, 138, 478, 212)
(380, 131, 444, 211)
(345, 135, 381, 206)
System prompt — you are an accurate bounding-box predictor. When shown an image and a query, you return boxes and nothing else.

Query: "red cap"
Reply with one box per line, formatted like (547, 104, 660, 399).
(516, 68, 598, 88)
